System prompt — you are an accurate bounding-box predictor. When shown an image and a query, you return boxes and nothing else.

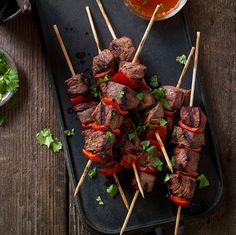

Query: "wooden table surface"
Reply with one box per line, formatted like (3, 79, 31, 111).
(0, 1, 235, 234)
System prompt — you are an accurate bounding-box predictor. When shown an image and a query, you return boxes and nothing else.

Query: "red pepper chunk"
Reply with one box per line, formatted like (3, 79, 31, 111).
(70, 95, 86, 106)
(146, 125, 167, 140)
(100, 164, 123, 176)
(102, 97, 128, 115)
(82, 149, 101, 163)
(178, 120, 204, 134)
(112, 72, 140, 89)
(120, 154, 140, 169)
(169, 195, 191, 208)
(137, 164, 159, 174)
(175, 170, 199, 178)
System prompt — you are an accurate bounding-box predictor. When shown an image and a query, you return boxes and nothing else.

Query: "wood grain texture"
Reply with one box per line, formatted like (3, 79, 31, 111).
(0, 0, 235, 234)
(0, 13, 67, 234)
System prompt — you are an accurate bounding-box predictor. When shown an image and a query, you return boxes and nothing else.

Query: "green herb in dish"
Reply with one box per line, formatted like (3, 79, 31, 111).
(88, 167, 97, 179)
(64, 128, 75, 136)
(97, 75, 110, 84)
(117, 90, 125, 99)
(106, 131, 116, 143)
(176, 54, 187, 65)
(197, 174, 210, 189)
(164, 173, 170, 183)
(107, 184, 118, 198)
(150, 75, 159, 88)
(136, 92, 145, 101)
(152, 158, 163, 171)
(160, 118, 168, 127)
(96, 196, 104, 205)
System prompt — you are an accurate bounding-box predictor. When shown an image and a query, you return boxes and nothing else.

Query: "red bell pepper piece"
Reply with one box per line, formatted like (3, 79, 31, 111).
(178, 120, 204, 134)
(81, 123, 93, 129)
(91, 123, 108, 132)
(146, 125, 167, 140)
(102, 97, 128, 115)
(137, 164, 159, 174)
(112, 72, 140, 89)
(94, 68, 115, 80)
(175, 170, 199, 178)
(82, 149, 101, 163)
(177, 145, 201, 153)
(169, 195, 191, 208)
(100, 164, 123, 176)
(120, 154, 140, 169)
(70, 95, 86, 106)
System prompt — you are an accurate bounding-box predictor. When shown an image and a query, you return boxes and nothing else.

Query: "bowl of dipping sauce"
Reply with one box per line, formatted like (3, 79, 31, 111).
(0, 48, 19, 107)
(124, 0, 187, 21)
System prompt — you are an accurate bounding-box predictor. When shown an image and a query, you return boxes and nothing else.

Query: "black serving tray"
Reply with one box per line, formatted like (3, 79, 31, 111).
(34, 0, 223, 234)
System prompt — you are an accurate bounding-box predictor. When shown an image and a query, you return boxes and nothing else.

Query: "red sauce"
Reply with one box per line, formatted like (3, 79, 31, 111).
(126, 0, 180, 18)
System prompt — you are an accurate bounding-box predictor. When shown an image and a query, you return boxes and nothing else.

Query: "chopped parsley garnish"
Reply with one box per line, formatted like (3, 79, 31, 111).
(64, 128, 75, 136)
(107, 184, 118, 197)
(160, 118, 168, 126)
(96, 196, 104, 205)
(152, 88, 171, 110)
(146, 145, 157, 154)
(136, 92, 145, 101)
(197, 174, 210, 189)
(164, 173, 170, 183)
(88, 167, 97, 179)
(150, 75, 159, 88)
(106, 131, 116, 143)
(117, 90, 125, 99)
(171, 156, 176, 167)
(98, 75, 110, 84)
(152, 158, 163, 171)
(147, 123, 155, 129)
(36, 128, 63, 153)
(128, 132, 137, 141)
(176, 54, 187, 65)
(90, 85, 99, 98)
(140, 140, 157, 155)
(0, 111, 5, 126)
(140, 140, 150, 151)
(172, 127, 177, 138)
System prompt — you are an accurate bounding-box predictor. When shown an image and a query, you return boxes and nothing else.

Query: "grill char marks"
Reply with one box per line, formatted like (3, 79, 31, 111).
(76, 105, 97, 124)
(145, 102, 164, 124)
(137, 91, 156, 111)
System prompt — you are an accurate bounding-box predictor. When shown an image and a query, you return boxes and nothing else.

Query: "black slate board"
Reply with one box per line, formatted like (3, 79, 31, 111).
(34, 0, 223, 234)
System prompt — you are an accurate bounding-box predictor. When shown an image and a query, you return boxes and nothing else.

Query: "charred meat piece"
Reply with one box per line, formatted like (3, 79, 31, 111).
(82, 129, 113, 158)
(101, 81, 139, 110)
(92, 102, 124, 129)
(168, 174, 196, 200)
(65, 74, 89, 97)
(145, 102, 164, 124)
(123, 134, 140, 155)
(180, 106, 207, 130)
(137, 91, 156, 110)
(76, 106, 97, 124)
(92, 49, 115, 78)
(172, 126, 205, 148)
(119, 62, 146, 81)
(163, 86, 184, 110)
(73, 100, 97, 112)
(132, 172, 156, 193)
(173, 147, 200, 173)
(180, 89, 191, 106)
(108, 36, 136, 62)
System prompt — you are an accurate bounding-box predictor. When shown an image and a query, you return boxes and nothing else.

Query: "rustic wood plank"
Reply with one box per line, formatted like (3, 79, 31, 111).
(0, 13, 67, 234)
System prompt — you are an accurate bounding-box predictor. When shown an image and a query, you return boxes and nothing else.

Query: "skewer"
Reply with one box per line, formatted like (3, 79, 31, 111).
(53, 25, 76, 76)
(174, 32, 201, 235)
(176, 47, 195, 88)
(120, 190, 139, 235)
(132, 163, 144, 198)
(96, 0, 117, 40)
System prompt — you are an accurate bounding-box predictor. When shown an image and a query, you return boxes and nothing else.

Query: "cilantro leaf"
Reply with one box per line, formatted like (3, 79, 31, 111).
(176, 54, 187, 65)
(98, 75, 110, 84)
(5, 69, 19, 93)
(64, 128, 75, 136)
(107, 184, 118, 198)
(152, 87, 165, 100)
(146, 145, 157, 154)
(150, 75, 159, 88)
(117, 90, 125, 99)
(0, 112, 5, 126)
(136, 92, 145, 101)
(106, 131, 116, 143)
(160, 97, 171, 110)
(128, 132, 137, 141)
(152, 158, 163, 171)
(0, 54, 9, 75)
(88, 167, 97, 179)
(90, 85, 99, 98)
(171, 156, 176, 167)
(164, 173, 170, 183)
(96, 196, 104, 205)
(160, 118, 168, 126)
(197, 174, 210, 189)
(172, 127, 177, 138)
(147, 123, 154, 129)
(140, 140, 150, 151)
(50, 137, 63, 153)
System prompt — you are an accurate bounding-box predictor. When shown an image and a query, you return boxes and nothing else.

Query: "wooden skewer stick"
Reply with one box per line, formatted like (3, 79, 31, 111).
(113, 173, 129, 210)
(132, 4, 161, 63)
(174, 32, 201, 235)
(53, 25, 76, 76)
(120, 190, 139, 235)
(86, 6, 102, 54)
(176, 47, 195, 88)
(84, 6, 130, 209)
(74, 159, 92, 197)
(96, 0, 117, 40)
(132, 163, 145, 198)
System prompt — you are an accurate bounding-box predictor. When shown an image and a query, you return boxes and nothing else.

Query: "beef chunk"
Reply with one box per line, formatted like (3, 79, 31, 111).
(173, 147, 200, 173)
(145, 102, 164, 124)
(119, 62, 146, 81)
(137, 91, 156, 110)
(65, 74, 89, 96)
(132, 172, 156, 193)
(92, 102, 124, 129)
(76, 106, 96, 124)
(73, 100, 97, 112)
(108, 36, 136, 62)
(163, 86, 184, 110)
(82, 129, 113, 158)
(101, 81, 139, 110)
(92, 49, 115, 78)
(172, 126, 205, 148)
(165, 116, 175, 132)
(123, 134, 140, 155)
(180, 106, 207, 130)
(168, 174, 196, 200)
